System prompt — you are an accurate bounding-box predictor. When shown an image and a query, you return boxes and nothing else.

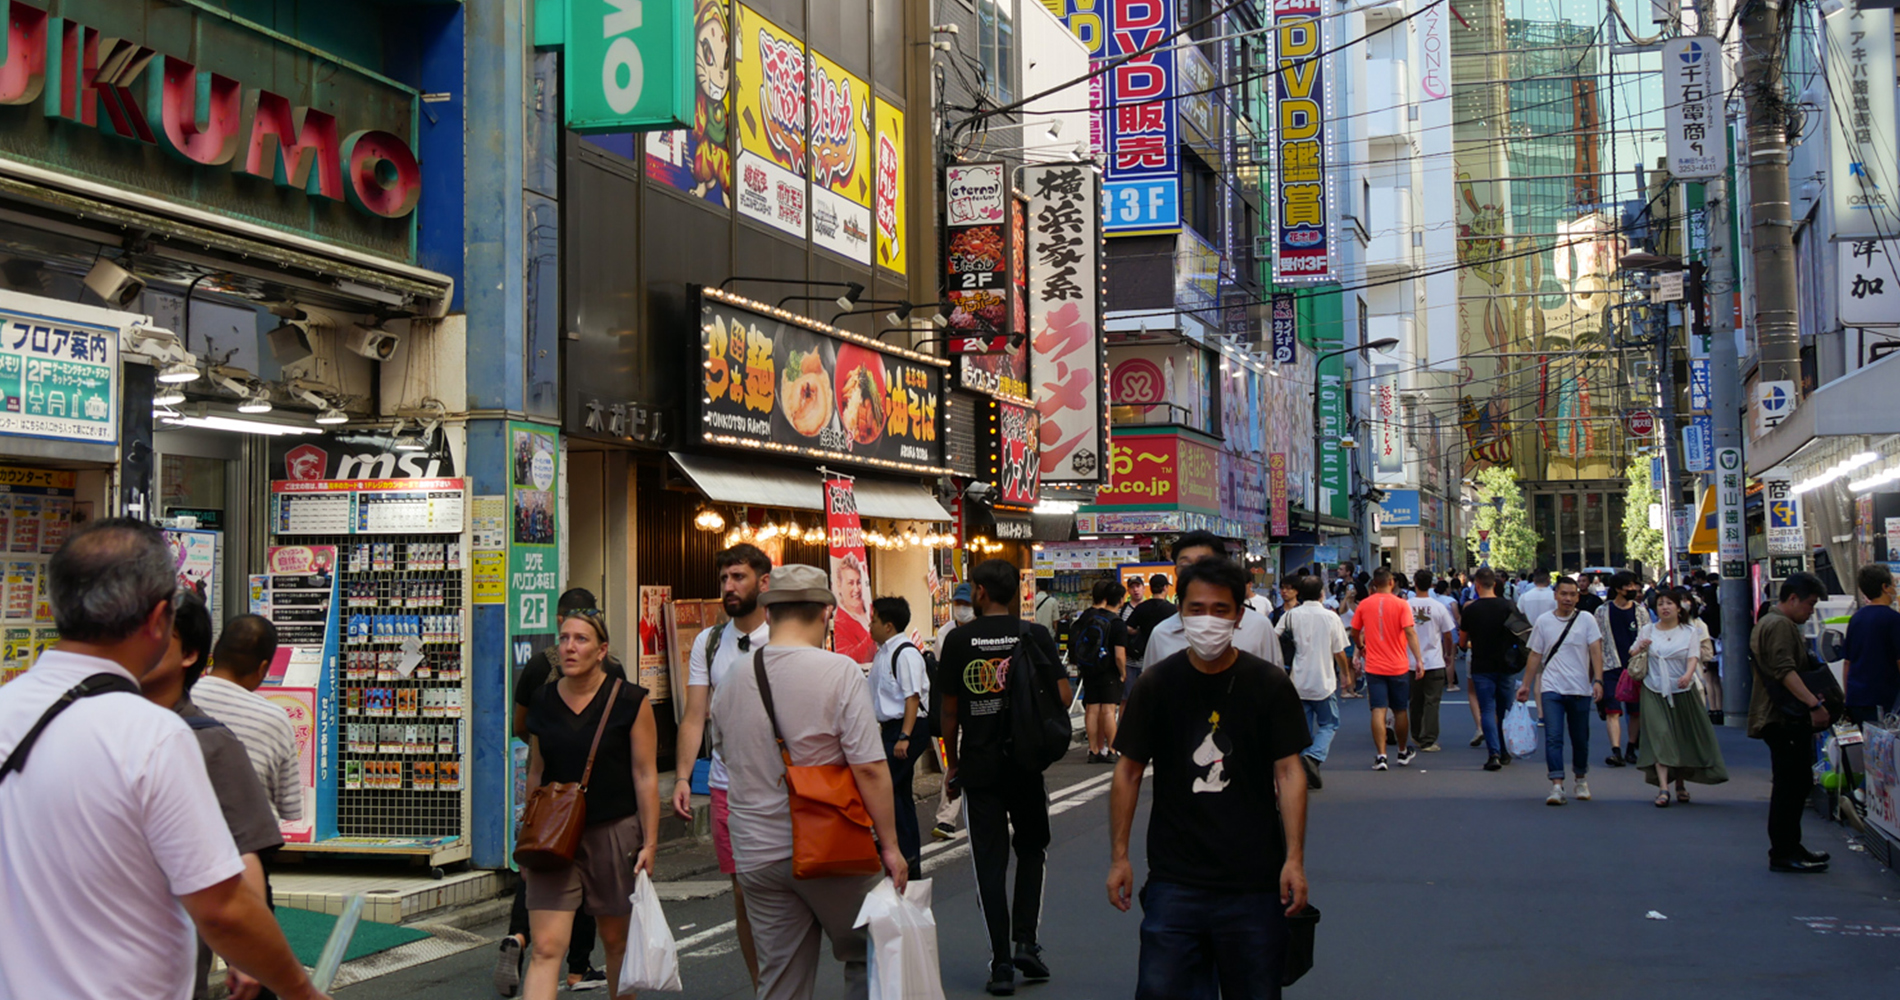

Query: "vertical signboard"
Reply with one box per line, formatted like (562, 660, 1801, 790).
(508, 423, 560, 691)
(1025, 164, 1108, 483)
(1317, 349, 1347, 519)
(552, 0, 696, 133)
(1715, 445, 1745, 576)
(873, 99, 907, 273)
(944, 161, 1009, 339)
(993, 399, 1042, 507)
(824, 478, 875, 664)
(733, 5, 808, 239)
(1270, 293, 1298, 365)
(1839, 239, 1900, 326)
(1269, 452, 1290, 536)
(1825, 8, 1899, 241)
(807, 51, 873, 264)
(1763, 473, 1805, 555)
(1101, 0, 1180, 233)
(643, 0, 733, 207)
(1372, 363, 1405, 483)
(1272, 0, 1333, 281)
(1660, 37, 1726, 179)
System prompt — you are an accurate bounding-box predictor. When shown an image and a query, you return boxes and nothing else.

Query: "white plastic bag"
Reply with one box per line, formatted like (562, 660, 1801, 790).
(617, 871, 682, 993)
(853, 878, 947, 1000)
(1503, 702, 1538, 759)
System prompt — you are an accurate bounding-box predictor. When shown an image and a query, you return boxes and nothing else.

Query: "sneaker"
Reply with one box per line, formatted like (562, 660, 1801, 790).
(1469, 730, 1485, 747)
(569, 967, 608, 991)
(1373, 754, 1389, 771)
(1396, 747, 1417, 766)
(1483, 754, 1502, 771)
(1604, 749, 1626, 767)
(1546, 783, 1566, 806)
(1575, 779, 1592, 801)
(987, 959, 1017, 995)
(1013, 943, 1050, 981)
(1302, 754, 1323, 790)
(1085, 752, 1105, 764)
(1499, 751, 1514, 765)
(1419, 743, 1442, 753)
(932, 822, 957, 842)
(493, 936, 523, 998)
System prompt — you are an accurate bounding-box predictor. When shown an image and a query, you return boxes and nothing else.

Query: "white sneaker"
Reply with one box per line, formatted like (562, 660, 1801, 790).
(1546, 783, 1566, 806)
(1575, 779, 1592, 801)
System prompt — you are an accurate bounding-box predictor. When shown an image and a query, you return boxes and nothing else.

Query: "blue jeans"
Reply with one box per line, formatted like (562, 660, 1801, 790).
(1137, 880, 1287, 1000)
(1540, 692, 1593, 781)
(1471, 672, 1519, 757)
(1302, 694, 1340, 764)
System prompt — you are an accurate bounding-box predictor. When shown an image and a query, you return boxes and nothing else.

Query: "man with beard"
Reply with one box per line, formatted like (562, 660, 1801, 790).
(671, 544, 773, 989)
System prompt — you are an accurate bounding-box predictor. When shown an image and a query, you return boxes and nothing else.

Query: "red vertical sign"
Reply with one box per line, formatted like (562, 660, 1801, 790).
(1269, 452, 1289, 537)
(824, 478, 876, 664)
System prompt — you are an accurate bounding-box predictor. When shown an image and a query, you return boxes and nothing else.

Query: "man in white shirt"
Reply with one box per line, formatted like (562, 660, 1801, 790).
(0, 519, 325, 1000)
(1518, 576, 1605, 806)
(930, 583, 975, 842)
(191, 614, 303, 823)
(1276, 575, 1351, 788)
(672, 543, 772, 990)
(1144, 531, 1285, 668)
(868, 597, 929, 878)
(1032, 579, 1059, 635)
(1245, 579, 1273, 618)
(1405, 570, 1460, 753)
(1517, 571, 1556, 623)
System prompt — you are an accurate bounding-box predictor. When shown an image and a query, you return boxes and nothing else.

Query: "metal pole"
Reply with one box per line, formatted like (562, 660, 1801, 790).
(1740, 0, 1803, 394)
(1652, 290, 1680, 586)
(1705, 174, 1752, 724)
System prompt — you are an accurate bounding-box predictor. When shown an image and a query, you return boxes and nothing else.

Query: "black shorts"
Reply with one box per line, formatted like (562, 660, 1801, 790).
(1079, 668, 1124, 705)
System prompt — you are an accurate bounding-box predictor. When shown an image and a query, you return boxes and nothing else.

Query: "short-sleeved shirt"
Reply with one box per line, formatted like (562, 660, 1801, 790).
(1277, 603, 1347, 701)
(710, 645, 886, 871)
(527, 677, 649, 824)
(1068, 607, 1128, 674)
(1113, 651, 1310, 891)
(1125, 598, 1180, 657)
(1603, 602, 1648, 670)
(1844, 604, 1900, 711)
(189, 674, 306, 823)
(683, 621, 770, 790)
(1353, 592, 1416, 676)
(1529, 610, 1602, 696)
(0, 651, 246, 1000)
(868, 634, 929, 723)
(1461, 597, 1525, 674)
(178, 699, 284, 856)
(1407, 596, 1457, 671)
(1145, 608, 1284, 667)
(1518, 586, 1557, 623)
(938, 615, 1065, 787)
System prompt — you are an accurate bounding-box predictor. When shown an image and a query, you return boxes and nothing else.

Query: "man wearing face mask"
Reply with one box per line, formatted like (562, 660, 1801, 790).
(1143, 531, 1284, 669)
(1108, 558, 1311, 998)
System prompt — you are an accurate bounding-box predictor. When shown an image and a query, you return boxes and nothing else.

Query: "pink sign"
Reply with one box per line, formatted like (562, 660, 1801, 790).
(263, 687, 318, 844)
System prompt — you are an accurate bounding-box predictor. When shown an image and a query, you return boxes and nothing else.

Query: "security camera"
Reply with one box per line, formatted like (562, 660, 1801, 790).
(83, 258, 144, 308)
(267, 321, 314, 365)
(344, 324, 401, 361)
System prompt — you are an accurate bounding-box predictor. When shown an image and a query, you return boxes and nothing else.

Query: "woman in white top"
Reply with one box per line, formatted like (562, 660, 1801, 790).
(1627, 588, 1729, 806)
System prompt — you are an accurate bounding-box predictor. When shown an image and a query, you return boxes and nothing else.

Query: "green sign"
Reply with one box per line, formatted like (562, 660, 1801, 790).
(506, 422, 561, 636)
(536, 0, 695, 134)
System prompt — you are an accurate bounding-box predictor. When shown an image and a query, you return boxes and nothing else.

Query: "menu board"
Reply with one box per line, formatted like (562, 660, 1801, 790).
(272, 479, 466, 535)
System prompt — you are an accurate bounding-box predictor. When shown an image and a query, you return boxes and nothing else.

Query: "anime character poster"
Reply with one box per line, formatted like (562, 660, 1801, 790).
(645, 0, 732, 206)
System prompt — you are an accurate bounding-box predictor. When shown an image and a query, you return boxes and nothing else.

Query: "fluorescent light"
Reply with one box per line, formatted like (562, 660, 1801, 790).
(157, 360, 200, 384)
(152, 386, 186, 406)
(1033, 499, 1080, 515)
(159, 414, 321, 436)
(315, 407, 349, 425)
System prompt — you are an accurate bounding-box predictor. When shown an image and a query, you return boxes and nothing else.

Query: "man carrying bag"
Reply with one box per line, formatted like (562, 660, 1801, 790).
(939, 559, 1073, 997)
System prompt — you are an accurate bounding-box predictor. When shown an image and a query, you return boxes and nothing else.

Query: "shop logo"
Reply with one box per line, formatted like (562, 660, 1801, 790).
(756, 29, 806, 169)
(808, 63, 858, 188)
(875, 131, 899, 240)
(284, 444, 328, 482)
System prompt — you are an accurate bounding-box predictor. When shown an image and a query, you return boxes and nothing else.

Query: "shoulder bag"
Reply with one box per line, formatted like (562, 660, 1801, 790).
(514, 679, 622, 871)
(752, 650, 881, 880)
(0, 673, 140, 782)
(1625, 624, 1651, 681)
(1749, 616, 1845, 732)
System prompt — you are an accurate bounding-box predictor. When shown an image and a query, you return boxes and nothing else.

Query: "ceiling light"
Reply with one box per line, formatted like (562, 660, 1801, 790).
(391, 422, 427, 451)
(152, 386, 186, 407)
(157, 359, 200, 384)
(315, 407, 349, 425)
(236, 394, 272, 414)
(160, 414, 321, 436)
(694, 507, 727, 532)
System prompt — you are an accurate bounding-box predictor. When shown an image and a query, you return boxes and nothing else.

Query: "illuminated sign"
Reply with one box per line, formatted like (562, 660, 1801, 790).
(1271, 0, 1333, 281)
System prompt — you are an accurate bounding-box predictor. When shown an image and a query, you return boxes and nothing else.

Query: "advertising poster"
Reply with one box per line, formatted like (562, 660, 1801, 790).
(508, 422, 561, 643)
(666, 599, 728, 724)
(734, 4, 808, 239)
(1019, 568, 1037, 623)
(873, 99, 906, 273)
(1090, 433, 1220, 513)
(637, 585, 674, 700)
(807, 50, 873, 264)
(261, 545, 337, 689)
(944, 162, 1012, 357)
(1372, 362, 1405, 483)
(165, 528, 221, 629)
(1098, 0, 1179, 233)
(1865, 724, 1899, 842)
(645, 0, 733, 207)
(1272, 0, 1333, 280)
(824, 478, 875, 664)
(1269, 453, 1290, 536)
(0, 293, 121, 445)
(1119, 563, 1175, 602)
(699, 289, 947, 474)
(263, 687, 319, 844)
(1027, 164, 1107, 484)
(994, 399, 1041, 508)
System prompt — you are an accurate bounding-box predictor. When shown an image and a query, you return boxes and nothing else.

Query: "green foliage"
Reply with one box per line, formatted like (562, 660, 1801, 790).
(1623, 456, 1665, 571)
(1465, 466, 1540, 571)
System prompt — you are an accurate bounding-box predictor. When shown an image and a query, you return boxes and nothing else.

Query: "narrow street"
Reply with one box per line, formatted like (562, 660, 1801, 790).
(343, 698, 1900, 999)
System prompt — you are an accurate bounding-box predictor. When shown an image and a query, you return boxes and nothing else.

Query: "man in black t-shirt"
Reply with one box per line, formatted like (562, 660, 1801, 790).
(1070, 580, 1130, 763)
(1108, 558, 1310, 999)
(1123, 573, 1179, 689)
(1459, 568, 1531, 770)
(940, 559, 1072, 996)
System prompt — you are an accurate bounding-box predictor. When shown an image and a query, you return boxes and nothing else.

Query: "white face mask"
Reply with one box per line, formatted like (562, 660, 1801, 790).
(1182, 615, 1238, 661)
(953, 605, 976, 625)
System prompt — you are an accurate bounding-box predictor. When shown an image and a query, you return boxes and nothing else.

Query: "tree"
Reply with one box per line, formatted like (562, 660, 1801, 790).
(1464, 466, 1540, 571)
(1623, 455, 1665, 572)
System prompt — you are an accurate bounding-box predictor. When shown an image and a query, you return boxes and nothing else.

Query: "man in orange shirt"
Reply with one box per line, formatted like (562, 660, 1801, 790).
(1350, 568, 1424, 770)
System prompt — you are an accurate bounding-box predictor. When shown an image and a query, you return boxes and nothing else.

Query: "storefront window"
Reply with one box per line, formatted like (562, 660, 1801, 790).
(159, 455, 226, 519)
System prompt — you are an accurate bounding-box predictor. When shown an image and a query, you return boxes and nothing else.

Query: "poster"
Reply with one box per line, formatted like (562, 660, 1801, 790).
(1098, 0, 1179, 233)
(0, 293, 121, 444)
(944, 162, 1011, 355)
(807, 50, 873, 264)
(645, 0, 733, 207)
(666, 598, 729, 724)
(1024, 164, 1106, 483)
(994, 399, 1041, 508)
(1271, 0, 1333, 280)
(165, 529, 221, 629)
(699, 289, 947, 474)
(263, 687, 319, 844)
(873, 99, 906, 273)
(261, 546, 338, 689)
(1119, 563, 1175, 601)
(1864, 724, 1899, 843)
(1019, 568, 1037, 622)
(824, 477, 875, 664)
(637, 585, 674, 700)
(734, 4, 808, 239)
(508, 423, 560, 638)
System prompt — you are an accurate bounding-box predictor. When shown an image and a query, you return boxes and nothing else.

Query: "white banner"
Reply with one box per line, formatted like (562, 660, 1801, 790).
(1762, 474, 1805, 555)
(1660, 37, 1726, 179)
(1371, 362, 1405, 484)
(1023, 164, 1107, 484)
(1839, 239, 1900, 327)
(1825, 8, 1900, 241)
(1715, 446, 1746, 574)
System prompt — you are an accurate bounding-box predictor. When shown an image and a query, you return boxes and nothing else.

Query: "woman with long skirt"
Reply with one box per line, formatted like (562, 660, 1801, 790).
(1628, 588, 1729, 806)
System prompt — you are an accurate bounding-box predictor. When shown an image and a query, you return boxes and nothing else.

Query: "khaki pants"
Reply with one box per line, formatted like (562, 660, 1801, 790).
(736, 860, 879, 1000)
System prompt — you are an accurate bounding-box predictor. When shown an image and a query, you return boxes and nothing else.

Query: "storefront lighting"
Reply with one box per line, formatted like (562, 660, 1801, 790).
(315, 407, 350, 425)
(236, 394, 273, 414)
(694, 507, 727, 532)
(1032, 499, 1079, 515)
(160, 413, 321, 436)
(152, 385, 187, 407)
(157, 359, 201, 384)
(1848, 465, 1900, 493)
(1794, 451, 1879, 494)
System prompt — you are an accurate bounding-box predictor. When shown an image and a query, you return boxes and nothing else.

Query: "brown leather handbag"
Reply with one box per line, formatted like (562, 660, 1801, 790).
(752, 650, 882, 879)
(514, 679, 622, 871)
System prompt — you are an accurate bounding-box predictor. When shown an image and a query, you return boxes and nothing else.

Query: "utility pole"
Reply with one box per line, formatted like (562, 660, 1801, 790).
(1739, 0, 1803, 394)
(1651, 284, 1681, 585)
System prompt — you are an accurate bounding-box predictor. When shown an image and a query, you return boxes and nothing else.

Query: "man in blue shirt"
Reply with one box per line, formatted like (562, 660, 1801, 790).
(1845, 564, 1900, 725)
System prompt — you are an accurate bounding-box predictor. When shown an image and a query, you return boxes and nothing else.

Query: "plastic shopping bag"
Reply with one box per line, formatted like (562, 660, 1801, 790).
(853, 878, 947, 1000)
(1503, 702, 1538, 759)
(617, 871, 682, 993)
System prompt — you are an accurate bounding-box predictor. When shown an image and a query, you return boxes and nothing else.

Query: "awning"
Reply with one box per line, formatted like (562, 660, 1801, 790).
(668, 453, 950, 521)
(1751, 352, 1900, 475)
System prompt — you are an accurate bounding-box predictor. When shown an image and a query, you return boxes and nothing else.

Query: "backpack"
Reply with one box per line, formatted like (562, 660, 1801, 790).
(1069, 609, 1112, 670)
(1005, 622, 1073, 773)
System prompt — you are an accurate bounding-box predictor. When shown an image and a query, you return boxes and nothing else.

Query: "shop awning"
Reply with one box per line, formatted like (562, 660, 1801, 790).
(668, 453, 950, 521)
(1750, 353, 1900, 476)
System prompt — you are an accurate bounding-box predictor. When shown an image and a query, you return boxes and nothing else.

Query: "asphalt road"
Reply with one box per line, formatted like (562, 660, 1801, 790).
(342, 696, 1900, 998)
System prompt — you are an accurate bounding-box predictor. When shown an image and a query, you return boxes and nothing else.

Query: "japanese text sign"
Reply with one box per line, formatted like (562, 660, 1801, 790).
(1271, 293, 1298, 365)
(1093, 433, 1219, 513)
(733, 5, 807, 239)
(0, 295, 120, 446)
(1660, 37, 1726, 180)
(807, 50, 873, 264)
(992, 399, 1041, 508)
(1025, 164, 1107, 484)
(1839, 240, 1900, 327)
(1825, 8, 1899, 241)
(1269, 453, 1289, 536)
(1272, 0, 1333, 280)
(1100, 0, 1179, 233)
(1764, 474, 1805, 555)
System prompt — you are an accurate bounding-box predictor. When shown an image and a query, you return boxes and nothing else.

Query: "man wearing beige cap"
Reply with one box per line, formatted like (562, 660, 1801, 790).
(710, 563, 908, 1000)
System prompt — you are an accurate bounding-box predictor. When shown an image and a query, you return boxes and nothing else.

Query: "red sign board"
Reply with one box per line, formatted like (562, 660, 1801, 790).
(1626, 410, 1656, 437)
(1269, 453, 1289, 537)
(1095, 433, 1220, 514)
(992, 399, 1040, 508)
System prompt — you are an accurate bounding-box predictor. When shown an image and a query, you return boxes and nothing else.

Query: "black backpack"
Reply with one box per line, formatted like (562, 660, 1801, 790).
(1005, 622, 1073, 773)
(1069, 609, 1112, 670)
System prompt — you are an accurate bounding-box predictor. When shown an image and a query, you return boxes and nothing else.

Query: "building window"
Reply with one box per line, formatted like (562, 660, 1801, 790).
(977, 0, 1014, 104)
(1183, 150, 1218, 241)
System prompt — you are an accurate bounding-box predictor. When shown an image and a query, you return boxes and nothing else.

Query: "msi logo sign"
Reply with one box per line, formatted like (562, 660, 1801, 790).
(280, 440, 450, 481)
(284, 444, 328, 481)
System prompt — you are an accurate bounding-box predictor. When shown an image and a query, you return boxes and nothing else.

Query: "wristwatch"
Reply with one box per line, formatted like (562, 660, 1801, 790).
(897, 732, 912, 741)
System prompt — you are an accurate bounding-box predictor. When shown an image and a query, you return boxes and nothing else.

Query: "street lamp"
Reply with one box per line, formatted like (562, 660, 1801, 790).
(1310, 337, 1401, 564)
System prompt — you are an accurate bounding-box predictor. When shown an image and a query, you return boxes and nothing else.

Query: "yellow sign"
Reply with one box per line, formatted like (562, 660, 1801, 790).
(0, 466, 75, 490)
(472, 550, 506, 604)
(734, 5, 807, 239)
(873, 98, 906, 274)
(1688, 486, 1717, 553)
